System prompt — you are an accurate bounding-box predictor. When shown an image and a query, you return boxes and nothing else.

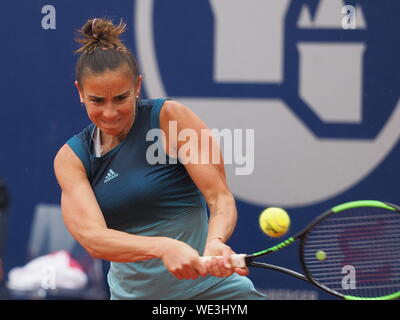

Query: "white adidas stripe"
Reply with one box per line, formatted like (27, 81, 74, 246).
(104, 169, 119, 183)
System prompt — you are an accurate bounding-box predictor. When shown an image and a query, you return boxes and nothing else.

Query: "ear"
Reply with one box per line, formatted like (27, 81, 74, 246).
(135, 75, 143, 98)
(75, 80, 84, 103)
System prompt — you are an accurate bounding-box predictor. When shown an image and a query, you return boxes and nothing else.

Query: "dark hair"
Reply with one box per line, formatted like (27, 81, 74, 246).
(74, 18, 139, 86)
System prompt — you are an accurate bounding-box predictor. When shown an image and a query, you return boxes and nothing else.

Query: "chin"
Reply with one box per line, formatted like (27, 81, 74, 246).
(96, 119, 131, 136)
(102, 128, 121, 136)
(102, 125, 129, 137)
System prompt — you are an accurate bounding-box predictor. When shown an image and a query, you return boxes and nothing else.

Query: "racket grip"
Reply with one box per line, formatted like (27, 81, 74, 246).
(199, 254, 247, 268)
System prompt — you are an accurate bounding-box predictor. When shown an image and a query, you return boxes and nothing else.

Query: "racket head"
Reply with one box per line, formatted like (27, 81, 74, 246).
(299, 200, 400, 300)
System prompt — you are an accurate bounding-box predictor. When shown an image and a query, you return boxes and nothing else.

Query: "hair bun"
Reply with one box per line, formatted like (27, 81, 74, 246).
(75, 18, 127, 54)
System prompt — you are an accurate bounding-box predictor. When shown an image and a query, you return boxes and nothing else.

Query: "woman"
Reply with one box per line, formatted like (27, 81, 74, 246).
(54, 18, 266, 300)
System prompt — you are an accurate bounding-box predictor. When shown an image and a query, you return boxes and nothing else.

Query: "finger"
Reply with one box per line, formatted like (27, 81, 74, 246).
(172, 269, 184, 280)
(218, 258, 234, 277)
(214, 257, 233, 278)
(216, 256, 232, 277)
(189, 264, 201, 279)
(222, 252, 232, 269)
(180, 264, 199, 280)
(171, 265, 192, 279)
(205, 260, 216, 276)
(195, 257, 208, 277)
(233, 267, 249, 276)
(208, 258, 221, 277)
(187, 269, 199, 280)
(179, 269, 190, 280)
(209, 257, 223, 277)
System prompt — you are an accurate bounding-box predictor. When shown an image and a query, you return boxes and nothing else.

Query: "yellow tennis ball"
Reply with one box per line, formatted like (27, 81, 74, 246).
(316, 250, 327, 261)
(259, 207, 290, 238)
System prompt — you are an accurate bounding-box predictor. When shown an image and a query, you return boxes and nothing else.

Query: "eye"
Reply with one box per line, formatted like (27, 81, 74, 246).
(116, 95, 128, 102)
(91, 98, 104, 104)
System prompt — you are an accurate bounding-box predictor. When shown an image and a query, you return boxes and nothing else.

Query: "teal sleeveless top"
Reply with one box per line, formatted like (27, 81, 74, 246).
(66, 99, 223, 299)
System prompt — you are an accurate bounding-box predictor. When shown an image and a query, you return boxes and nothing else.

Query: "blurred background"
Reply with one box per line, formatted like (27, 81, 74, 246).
(0, 0, 399, 300)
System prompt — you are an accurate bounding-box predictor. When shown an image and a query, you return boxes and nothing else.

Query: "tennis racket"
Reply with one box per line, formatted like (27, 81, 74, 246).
(201, 200, 400, 300)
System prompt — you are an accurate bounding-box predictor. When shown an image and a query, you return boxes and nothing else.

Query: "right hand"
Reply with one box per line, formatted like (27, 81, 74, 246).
(159, 238, 208, 280)
(203, 238, 249, 278)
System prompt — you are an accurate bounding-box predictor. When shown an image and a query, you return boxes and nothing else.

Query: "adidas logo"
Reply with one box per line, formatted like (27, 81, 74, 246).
(104, 169, 119, 183)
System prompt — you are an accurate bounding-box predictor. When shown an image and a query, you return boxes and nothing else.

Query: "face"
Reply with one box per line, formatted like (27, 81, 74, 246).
(75, 68, 142, 137)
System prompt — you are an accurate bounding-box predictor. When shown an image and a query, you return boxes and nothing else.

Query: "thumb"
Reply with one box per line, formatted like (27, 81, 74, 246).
(221, 247, 235, 269)
(195, 256, 208, 277)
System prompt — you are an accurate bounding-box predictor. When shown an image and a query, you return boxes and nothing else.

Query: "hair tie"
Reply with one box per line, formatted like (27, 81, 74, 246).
(91, 18, 99, 39)
(92, 18, 98, 31)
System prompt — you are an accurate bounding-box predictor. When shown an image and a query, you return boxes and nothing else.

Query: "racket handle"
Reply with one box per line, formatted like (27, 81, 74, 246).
(199, 254, 247, 268)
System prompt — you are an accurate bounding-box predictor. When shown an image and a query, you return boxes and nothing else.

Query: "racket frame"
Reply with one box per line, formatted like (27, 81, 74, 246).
(245, 200, 400, 300)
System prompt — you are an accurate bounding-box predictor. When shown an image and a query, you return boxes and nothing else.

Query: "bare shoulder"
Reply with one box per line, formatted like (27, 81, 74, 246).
(54, 144, 87, 188)
(160, 99, 205, 127)
(54, 144, 82, 169)
(160, 100, 190, 120)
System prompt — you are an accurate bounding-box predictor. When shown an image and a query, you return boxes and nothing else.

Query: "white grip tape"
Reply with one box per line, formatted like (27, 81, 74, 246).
(199, 254, 247, 268)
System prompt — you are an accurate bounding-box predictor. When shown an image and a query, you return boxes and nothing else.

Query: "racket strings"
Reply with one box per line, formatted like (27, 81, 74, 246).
(302, 206, 400, 299)
(305, 236, 400, 246)
(304, 244, 400, 257)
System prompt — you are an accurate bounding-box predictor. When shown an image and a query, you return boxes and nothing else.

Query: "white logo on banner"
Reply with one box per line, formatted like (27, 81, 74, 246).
(135, 0, 400, 207)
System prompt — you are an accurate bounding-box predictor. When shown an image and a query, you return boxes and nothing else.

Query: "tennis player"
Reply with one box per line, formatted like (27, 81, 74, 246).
(54, 18, 266, 300)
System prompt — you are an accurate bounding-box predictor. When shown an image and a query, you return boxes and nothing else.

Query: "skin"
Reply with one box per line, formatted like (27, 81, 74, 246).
(54, 66, 248, 281)
(75, 68, 142, 151)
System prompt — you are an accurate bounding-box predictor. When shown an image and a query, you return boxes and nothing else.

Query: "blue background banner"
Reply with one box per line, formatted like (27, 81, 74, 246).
(0, 0, 399, 299)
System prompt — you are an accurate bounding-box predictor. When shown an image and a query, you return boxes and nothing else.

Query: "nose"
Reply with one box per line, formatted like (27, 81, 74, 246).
(102, 105, 118, 121)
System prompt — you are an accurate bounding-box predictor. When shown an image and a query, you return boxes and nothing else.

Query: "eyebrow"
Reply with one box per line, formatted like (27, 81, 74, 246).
(88, 90, 131, 99)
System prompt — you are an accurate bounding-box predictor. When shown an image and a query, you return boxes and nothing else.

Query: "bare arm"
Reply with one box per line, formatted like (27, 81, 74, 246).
(160, 100, 248, 277)
(54, 144, 206, 279)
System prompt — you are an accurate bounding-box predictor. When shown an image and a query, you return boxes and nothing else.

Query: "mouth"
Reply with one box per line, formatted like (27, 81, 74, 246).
(98, 119, 130, 137)
(100, 119, 121, 128)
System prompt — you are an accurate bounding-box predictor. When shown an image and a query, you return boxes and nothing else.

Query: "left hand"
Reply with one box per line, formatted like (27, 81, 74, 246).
(203, 238, 249, 278)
